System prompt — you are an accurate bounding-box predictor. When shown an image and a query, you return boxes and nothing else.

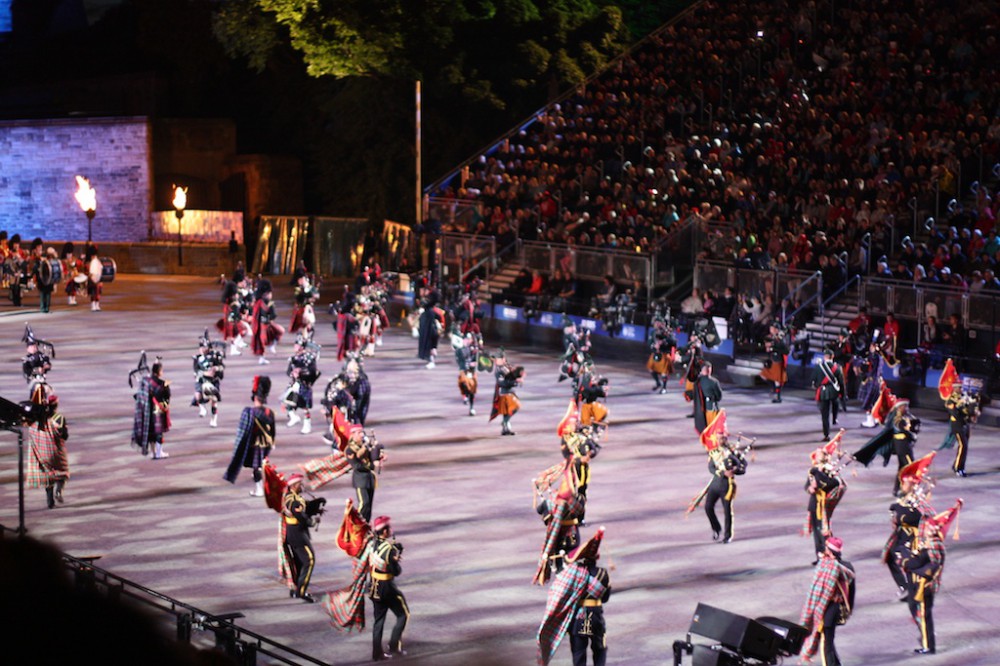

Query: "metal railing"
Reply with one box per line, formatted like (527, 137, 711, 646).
(516, 239, 655, 305)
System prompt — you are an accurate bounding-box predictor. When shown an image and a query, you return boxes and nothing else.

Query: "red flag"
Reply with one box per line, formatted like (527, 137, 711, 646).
(700, 410, 727, 452)
(556, 400, 579, 437)
(262, 459, 287, 514)
(331, 410, 353, 451)
(336, 499, 372, 558)
(938, 358, 960, 401)
(872, 380, 898, 424)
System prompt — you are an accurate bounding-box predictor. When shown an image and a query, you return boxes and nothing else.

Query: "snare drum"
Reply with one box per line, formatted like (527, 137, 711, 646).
(39, 259, 63, 286)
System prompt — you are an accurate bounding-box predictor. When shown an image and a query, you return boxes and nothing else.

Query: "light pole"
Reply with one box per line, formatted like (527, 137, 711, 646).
(74, 175, 97, 243)
(173, 185, 187, 267)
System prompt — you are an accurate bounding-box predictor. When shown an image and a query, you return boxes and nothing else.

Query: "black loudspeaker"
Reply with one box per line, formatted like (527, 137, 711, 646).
(691, 644, 743, 666)
(689, 603, 782, 662)
(756, 616, 809, 657)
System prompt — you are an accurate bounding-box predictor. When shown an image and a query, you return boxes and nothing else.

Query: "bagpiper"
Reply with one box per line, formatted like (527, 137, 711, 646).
(883, 453, 936, 600)
(281, 473, 326, 603)
(937, 359, 980, 477)
(798, 536, 856, 666)
(805, 431, 847, 564)
(223, 376, 275, 496)
(368, 515, 409, 660)
(26, 393, 70, 509)
(451, 326, 481, 416)
(131, 357, 171, 460)
(853, 401, 920, 494)
(760, 323, 790, 403)
(491, 351, 524, 436)
(289, 264, 320, 336)
(686, 411, 749, 544)
(22, 325, 55, 405)
(190, 329, 226, 428)
(282, 333, 321, 435)
(251, 279, 284, 365)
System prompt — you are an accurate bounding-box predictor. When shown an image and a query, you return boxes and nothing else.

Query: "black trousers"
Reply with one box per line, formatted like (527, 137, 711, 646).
(818, 601, 843, 666)
(283, 537, 314, 597)
(372, 582, 408, 658)
(818, 398, 839, 438)
(570, 608, 607, 666)
(355, 485, 374, 522)
(705, 481, 736, 540)
(950, 423, 969, 473)
(908, 587, 935, 652)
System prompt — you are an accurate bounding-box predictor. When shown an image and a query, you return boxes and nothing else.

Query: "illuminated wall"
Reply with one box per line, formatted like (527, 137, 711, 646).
(0, 117, 152, 242)
(149, 210, 243, 244)
(0, 0, 11, 33)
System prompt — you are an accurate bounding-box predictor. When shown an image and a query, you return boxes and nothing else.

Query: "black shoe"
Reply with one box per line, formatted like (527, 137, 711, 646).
(956, 470, 967, 477)
(388, 649, 408, 658)
(712, 530, 720, 541)
(914, 648, 935, 655)
(300, 593, 315, 603)
(821, 434, 829, 441)
(771, 396, 782, 403)
(832, 419, 839, 425)
(722, 536, 733, 544)
(811, 560, 818, 566)
(686, 413, 695, 418)
(289, 590, 296, 598)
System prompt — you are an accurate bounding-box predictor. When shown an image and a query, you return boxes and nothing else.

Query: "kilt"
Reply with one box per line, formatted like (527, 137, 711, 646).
(26, 424, 69, 488)
(496, 393, 520, 416)
(458, 372, 478, 397)
(580, 402, 608, 426)
(646, 352, 673, 375)
(302, 450, 351, 489)
(760, 361, 787, 385)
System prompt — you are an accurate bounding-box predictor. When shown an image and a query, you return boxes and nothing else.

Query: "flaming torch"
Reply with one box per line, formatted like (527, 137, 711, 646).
(172, 185, 187, 266)
(74, 176, 97, 243)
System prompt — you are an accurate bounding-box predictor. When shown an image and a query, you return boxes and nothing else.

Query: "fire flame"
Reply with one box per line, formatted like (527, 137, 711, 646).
(172, 185, 188, 211)
(74, 176, 96, 212)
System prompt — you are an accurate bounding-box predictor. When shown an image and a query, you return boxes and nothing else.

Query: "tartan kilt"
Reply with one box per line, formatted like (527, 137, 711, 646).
(264, 322, 283, 346)
(496, 393, 520, 416)
(580, 402, 608, 426)
(647, 353, 673, 375)
(858, 379, 878, 411)
(760, 362, 787, 385)
(289, 306, 306, 333)
(26, 425, 69, 488)
(458, 372, 478, 397)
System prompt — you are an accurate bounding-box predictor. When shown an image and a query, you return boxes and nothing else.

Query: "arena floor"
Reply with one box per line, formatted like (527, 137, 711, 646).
(1, 275, 998, 665)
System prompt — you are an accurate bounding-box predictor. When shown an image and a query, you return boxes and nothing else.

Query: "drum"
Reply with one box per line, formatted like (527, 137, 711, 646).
(90, 256, 117, 283)
(39, 259, 63, 286)
(74, 274, 88, 285)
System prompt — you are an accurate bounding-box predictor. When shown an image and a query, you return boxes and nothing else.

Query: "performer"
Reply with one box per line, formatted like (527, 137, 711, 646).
(805, 433, 847, 564)
(218, 279, 250, 356)
(853, 401, 921, 494)
(686, 412, 748, 544)
(799, 536, 856, 666)
(33, 244, 57, 314)
(6, 233, 26, 307)
(417, 289, 446, 368)
(224, 376, 276, 496)
(681, 334, 705, 418)
(857, 342, 886, 428)
(132, 360, 171, 459)
(26, 394, 70, 509)
(84, 243, 103, 311)
(534, 459, 586, 584)
(347, 429, 385, 522)
(577, 375, 610, 433)
(760, 324, 789, 403)
(883, 453, 936, 599)
(451, 328, 480, 416)
(901, 500, 963, 655)
(938, 361, 979, 477)
(282, 473, 325, 602)
(22, 325, 54, 405)
(282, 334, 321, 435)
(251, 279, 284, 365)
(811, 348, 846, 441)
(692, 361, 722, 435)
(537, 527, 611, 666)
(491, 352, 524, 436)
(335, 288, 360, 361)
(646, 315, 676, 394)
(343, 352, 372, 426)
(61, 242, 85, 306)
(289, 265, 320, 336)
(369, 515, 409, 661)
(191, 330, 225, 428)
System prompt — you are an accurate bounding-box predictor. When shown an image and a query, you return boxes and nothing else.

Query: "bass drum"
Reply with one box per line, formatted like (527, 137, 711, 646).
(39, 259, 64, 286)
(89, 256, 117, 283)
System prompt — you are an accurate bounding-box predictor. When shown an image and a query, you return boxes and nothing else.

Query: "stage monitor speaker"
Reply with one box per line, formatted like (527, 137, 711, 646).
(756, 616, 809, 657)
(691, 644, 743, 666)
(689, 603, 782, 662)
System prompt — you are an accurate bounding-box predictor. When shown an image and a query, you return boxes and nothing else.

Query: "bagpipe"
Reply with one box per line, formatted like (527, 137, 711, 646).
(128, 351, 151, 389)
(710, 433, 756, 473)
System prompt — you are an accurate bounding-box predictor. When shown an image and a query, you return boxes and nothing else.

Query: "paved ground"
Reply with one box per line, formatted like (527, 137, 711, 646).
(1, 275, 998, 665)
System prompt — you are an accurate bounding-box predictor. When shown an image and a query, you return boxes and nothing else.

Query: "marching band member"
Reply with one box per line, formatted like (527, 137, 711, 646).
(646, 315, 676, 394)
(132, 360, 171, 459)
(22, 325, 54, 405)
(26, 394, 70, 509)
(811, 348, 846, 441)
(883, 453, 936, 599)
(692, 360, 722, 435)
(84, 243, 103, 311)
(289, 266, 320, 336)
(760, 324, 789, 403)
(901, 500, 963, 655)
(938, 359, 980, 477)
(805, 432, 847, 564)
(282, 334, 321, 435)
(369, 515, 409, 661)
(224, 376, 275, 496)
(347, 428, 385, 522)
(687, 411, 748, 544)
(858, 339, 886, 428)
(218, 279, 250, 356)
(491, 351, 524, 436)
(417, 289, 446, 369)
(451, 327, 480, 416)
(61, 242, 85, 306)
(854, 401, 921, 495)
(282, 473, 325, 603)
(251, 279, 284, 365)
(190, 330, 225, 428)
(799, 536, 856, 666)
(7, 233, 26, 307)
(681, 334, 705, 418)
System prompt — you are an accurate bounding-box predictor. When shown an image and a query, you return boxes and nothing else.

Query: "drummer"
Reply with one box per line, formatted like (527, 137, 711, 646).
(85, 243, 103, 312)
(61, 242, 85, 307)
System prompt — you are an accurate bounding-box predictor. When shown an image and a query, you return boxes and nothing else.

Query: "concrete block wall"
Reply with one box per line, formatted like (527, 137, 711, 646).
(149, 210, 244, 244)
(0, 117, 152, 242)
